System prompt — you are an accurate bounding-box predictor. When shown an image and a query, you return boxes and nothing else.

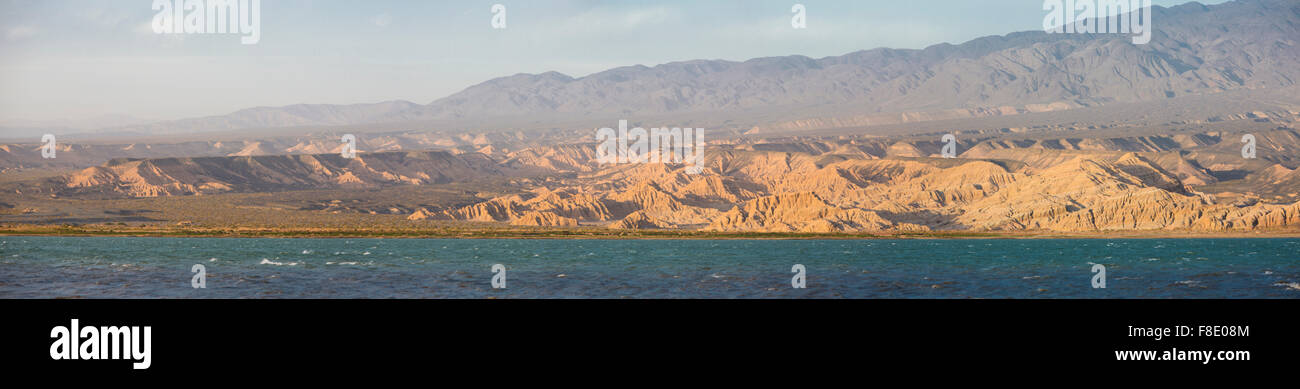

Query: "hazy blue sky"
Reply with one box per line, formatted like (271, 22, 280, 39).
(0, 0, 1229, 123)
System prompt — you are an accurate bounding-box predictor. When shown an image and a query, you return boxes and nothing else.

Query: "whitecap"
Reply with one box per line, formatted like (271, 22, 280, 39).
(1273, 282, 1300, 291)
(259, 258, 299, 266)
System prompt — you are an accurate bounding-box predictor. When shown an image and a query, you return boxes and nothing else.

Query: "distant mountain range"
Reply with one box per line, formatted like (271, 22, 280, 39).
(72, 0, 1300, 136)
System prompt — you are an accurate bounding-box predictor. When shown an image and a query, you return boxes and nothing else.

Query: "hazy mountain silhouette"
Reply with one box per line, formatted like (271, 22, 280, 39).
(113, 0, 1299, 134)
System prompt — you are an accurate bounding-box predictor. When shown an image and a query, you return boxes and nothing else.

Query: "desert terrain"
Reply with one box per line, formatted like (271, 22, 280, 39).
(2, 94, 1298, 238)
(2, 0, 1298, 238)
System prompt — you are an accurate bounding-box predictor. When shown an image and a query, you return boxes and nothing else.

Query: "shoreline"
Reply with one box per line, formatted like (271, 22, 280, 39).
(3, 225, 1299, 240)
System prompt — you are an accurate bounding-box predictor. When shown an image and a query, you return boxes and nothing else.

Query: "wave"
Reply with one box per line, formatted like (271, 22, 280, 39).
(259, 258, 300, 266)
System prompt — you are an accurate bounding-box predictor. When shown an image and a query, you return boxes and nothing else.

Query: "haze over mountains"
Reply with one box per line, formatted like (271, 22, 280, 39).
(26, 0, 1294, 138)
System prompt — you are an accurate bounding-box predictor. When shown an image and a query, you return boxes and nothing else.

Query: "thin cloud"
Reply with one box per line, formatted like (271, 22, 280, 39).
(372, 13, 392, 28)
(554, 5, 679, 35)
(74, 7, 132, 28)
(5, 25, 37, 41)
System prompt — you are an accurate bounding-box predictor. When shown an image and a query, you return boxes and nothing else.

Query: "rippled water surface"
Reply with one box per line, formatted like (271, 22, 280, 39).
(1, 237, 1297, 298)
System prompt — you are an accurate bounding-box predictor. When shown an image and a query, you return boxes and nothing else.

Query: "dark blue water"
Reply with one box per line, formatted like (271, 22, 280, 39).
(0, 237, 1297, 298)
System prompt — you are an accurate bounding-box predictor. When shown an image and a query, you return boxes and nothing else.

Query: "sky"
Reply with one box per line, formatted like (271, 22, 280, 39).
(0, 0, 1230, 125)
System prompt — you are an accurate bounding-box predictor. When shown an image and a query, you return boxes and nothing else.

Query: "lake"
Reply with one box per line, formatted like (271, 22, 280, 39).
(1, 237, 1297, 298)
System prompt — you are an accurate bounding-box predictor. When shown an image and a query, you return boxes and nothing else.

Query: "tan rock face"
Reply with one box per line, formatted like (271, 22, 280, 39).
(454, 144, 1300, 233)
(704, 192, 904, 232)
(440, 188, 613, 223)
(59, 151, 510, 197)
(609, 210, 677, 230)
(508, 211, 579, 227)
(406, 208, 444, 221)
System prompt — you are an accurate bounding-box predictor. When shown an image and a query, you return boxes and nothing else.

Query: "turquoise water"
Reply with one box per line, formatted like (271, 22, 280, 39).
(0, 237, 1297, 298)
